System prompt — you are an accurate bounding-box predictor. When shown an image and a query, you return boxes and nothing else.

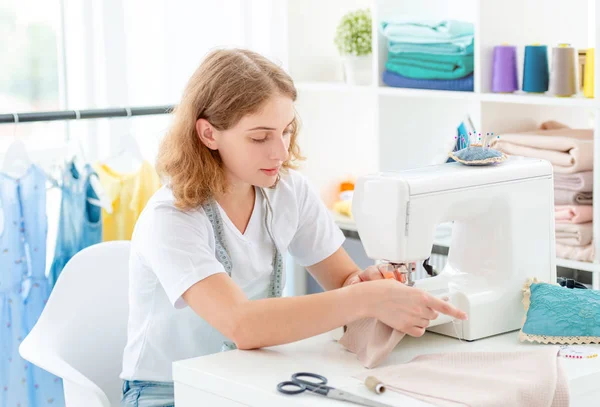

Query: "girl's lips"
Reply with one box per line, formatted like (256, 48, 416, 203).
(261, 167, 279, 176)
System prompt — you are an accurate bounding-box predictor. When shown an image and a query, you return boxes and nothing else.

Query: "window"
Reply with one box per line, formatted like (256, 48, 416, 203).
(0, 0, 62, 142)
(0, 0, 61, 113)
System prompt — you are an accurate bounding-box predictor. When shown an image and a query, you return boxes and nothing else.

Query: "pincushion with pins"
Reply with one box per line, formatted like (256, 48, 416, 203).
(449, 132, 507, 166)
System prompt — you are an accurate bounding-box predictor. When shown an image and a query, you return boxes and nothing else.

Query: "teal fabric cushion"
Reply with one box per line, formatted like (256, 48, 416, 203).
(448, 145, 507, 166)
(520, 281, 600, 344)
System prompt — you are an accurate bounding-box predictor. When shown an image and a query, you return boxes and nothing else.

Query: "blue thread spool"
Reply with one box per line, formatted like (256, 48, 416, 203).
(523, 44, 549, 92)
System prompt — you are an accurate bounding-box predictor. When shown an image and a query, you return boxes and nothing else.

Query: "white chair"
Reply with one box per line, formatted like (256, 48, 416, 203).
(20, 241, 131, 407)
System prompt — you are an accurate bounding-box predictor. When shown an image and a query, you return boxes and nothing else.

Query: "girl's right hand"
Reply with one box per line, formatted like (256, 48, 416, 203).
(363, 279, 468, 337)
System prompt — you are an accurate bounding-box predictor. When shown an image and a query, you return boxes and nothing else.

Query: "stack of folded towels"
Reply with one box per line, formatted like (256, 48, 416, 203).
(491, 121, 594, 262)
(380, 19, 474, 91)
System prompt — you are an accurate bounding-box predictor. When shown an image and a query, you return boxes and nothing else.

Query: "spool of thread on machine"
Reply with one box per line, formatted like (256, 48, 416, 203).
(584, 48, 594, 98)
(492, 44, 518, 93)
(522, 44, 549, 93)
(549, 44, 577, 97)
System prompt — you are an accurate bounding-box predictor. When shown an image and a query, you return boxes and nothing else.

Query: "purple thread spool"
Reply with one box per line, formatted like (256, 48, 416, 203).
(492, 45, 518, 92)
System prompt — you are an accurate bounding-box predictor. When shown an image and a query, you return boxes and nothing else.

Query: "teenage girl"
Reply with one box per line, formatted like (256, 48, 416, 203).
(120, 48, 467, 406)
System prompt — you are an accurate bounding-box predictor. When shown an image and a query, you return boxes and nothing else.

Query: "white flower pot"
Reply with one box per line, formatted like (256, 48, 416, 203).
(341, 54, 372, 85)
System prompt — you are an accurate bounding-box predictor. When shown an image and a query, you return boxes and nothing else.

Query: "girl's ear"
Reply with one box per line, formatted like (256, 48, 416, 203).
(196, 118, 218, 150)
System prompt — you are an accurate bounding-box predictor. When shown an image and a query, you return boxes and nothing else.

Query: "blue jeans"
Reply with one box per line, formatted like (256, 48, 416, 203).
(121, 380, 174, 407)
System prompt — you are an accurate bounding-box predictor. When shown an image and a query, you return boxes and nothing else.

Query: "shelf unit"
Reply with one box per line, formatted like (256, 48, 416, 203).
(285, 0, 600, 289)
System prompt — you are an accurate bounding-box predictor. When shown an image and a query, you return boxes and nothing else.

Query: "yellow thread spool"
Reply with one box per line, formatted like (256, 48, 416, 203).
(584, 48, 594, 98)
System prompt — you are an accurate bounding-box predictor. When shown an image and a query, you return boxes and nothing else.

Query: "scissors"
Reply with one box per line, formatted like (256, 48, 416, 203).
(277, 372, 393, 406)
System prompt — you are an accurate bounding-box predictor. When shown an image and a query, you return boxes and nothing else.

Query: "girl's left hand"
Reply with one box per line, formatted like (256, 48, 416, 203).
(343, 263, 414, 286)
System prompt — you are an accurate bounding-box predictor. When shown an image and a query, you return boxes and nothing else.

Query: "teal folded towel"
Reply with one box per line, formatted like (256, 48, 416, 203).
(386, 51, 474, 80)
(381, 20, 474, 55)
(389, 38, 474, 55)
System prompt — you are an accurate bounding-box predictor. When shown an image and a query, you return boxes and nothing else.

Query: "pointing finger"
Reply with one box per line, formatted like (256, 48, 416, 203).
(426, 295, 467, 320)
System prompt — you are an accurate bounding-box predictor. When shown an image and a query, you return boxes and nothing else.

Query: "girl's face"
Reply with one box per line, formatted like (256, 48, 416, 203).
(210, 95, 295, 190)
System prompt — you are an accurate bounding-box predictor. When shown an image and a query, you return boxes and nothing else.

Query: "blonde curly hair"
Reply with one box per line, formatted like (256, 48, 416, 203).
(156, 48, 303, 210)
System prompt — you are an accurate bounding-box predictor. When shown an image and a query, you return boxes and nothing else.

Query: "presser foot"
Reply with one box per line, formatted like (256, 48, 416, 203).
(378, 262, 416, 286)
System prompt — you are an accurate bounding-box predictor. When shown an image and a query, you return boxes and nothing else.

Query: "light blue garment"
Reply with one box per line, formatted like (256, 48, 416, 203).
(48, 161, 102, 288)
(381, 20, 474, 55)
(522, 283, 600, 338)
(121, 381, 174, 407)
(0, 165, 65, 407)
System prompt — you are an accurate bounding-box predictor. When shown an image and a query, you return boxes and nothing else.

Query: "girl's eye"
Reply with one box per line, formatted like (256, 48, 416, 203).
(252, 138, 267, 143)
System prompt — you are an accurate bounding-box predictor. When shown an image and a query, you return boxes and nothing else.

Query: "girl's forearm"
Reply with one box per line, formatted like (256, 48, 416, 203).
(231, 283, 372, 350)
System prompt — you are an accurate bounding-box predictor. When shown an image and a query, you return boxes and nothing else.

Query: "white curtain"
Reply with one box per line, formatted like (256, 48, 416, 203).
(60, 0, 287, 162)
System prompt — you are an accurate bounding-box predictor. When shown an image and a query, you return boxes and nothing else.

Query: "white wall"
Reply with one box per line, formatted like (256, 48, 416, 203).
(287, 0, 371, 82)
(295, 89, 377, 206)
(378, 96, 480, 172)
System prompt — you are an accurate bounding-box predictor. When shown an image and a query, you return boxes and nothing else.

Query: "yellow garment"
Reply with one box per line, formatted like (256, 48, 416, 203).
(93, 160, 161, 241)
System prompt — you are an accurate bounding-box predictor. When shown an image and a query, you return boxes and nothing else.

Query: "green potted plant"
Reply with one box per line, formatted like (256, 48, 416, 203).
(334, 8, 373, 85)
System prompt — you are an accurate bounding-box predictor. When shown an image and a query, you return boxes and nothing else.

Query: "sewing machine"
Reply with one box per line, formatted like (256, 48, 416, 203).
(352, 156, 557, 341)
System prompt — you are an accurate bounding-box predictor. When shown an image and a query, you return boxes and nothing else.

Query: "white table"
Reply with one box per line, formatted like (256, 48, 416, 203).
(173, 328, 600, 406)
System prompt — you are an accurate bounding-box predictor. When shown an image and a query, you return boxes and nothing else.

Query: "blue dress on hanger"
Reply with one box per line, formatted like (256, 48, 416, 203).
(0, 165, 64, 407)
(48, 161, 102, 288)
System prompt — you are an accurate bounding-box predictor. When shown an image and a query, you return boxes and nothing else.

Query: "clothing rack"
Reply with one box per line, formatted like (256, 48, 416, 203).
(0, 105, 175, 124)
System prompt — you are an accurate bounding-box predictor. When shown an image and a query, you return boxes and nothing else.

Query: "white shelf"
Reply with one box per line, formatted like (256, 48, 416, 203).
(480, 92, 598, 108)
(377, 86, 477, 101)
(556, 258, 600, 273)
(297, 82, 599, 108)
(295, 82, 374, 93)
(297, 82, 476, 100)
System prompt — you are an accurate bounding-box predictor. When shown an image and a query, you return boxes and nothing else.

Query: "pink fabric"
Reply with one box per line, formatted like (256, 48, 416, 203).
(554, 189, 592, 205)
(490, 127, 593, 174)
(554, 171, 593, 192)
(556, 241, 595, 262)
(354, 347, 569, 407)
(555, 222, 593, 246)
(555, 205, 593, 224)
(338, 318, 405, 369)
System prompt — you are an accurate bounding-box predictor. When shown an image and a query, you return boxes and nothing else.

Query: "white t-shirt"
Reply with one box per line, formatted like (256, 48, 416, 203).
(120, 169, 345, 382)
